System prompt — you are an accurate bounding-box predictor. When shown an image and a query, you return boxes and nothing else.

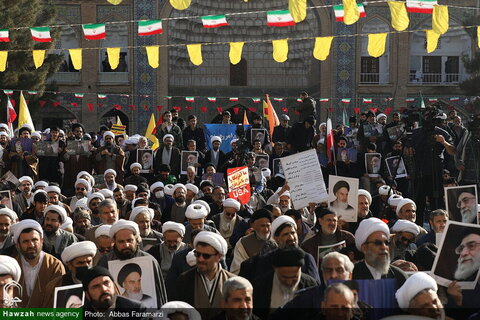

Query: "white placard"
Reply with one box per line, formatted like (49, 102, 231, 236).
(280, 149, 328, 209)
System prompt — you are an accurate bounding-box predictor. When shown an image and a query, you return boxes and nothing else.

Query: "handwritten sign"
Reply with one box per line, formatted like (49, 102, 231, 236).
(227, 166, 250, 205)
(280, 149, 328, 209)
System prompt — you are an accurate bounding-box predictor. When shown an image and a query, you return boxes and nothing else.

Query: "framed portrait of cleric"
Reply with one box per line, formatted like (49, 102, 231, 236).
(35, 141, 59, 157)
(365, 153, 382, 178)
(251, 128, 267, 145)
(444, 185, 478, 225)
(328, 175, 359, 222)
(137, 149, 154, 174)
(255, 155, 269, 170)
(108, 256, 157, 308)
(272, 158, 284, 176)
(54, 284, 84, 308)
(362, 124, 379, 138)
(386, 124, 405, 141)
(385, 156, 408, 179)
(431, 221, 480, 289)
(0, 190, 13, 210)
(181, 151, 198, 175)
(336, 148, 358, 163)
(0, 171, 19, 188)
(65, 140, 91, 156)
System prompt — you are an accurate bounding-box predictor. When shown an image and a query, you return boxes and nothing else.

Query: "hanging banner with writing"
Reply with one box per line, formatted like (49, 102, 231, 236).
(227, 166, 250, 205)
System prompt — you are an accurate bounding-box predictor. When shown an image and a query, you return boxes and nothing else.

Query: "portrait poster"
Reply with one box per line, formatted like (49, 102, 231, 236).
(316, 240, 346, 267)
(0, 190, 13, 210)
(431, 221, 480, 289)
(362, 124, 379, 138)
(386, 124, 405, 141)
(328, 176, 359, 222)
(181, 151, 198, 175)
(65, 141, 91, 156)
(227, 166, 250, 205)
(365, 153, 382, 177)
(35, 141, 59, 157)
(385, 156, 408, 179)
(201, 173, 225, 187)
(255, 154, 269, 170)
(92, 174, 105, 189)
(108, 256, 158, 308)
(137, 149, 154, 174)
(280, 149, 328, 209)
(272, 158, 284, 176)
(0, 171, 19, 188)
(53, 284, 84, 308)
(251, 128, 267, 145)
(11, 138, 34, 153)
(336, 148, 358, 163)
(444, 185, 478, 224)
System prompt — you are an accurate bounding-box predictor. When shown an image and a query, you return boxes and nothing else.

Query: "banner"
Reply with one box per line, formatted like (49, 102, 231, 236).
(203, 124, 250, 153)
(227, 166, 250, 205)
(111, 124, 126, 135)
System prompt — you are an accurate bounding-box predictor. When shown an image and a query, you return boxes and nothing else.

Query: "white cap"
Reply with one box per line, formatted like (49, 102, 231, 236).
(163, 134, 174, 142)
(396, 198, 416, 217)
(45, 185, 61, 195)
(34, 181, 48, 189)
(109, 219, 140, 239)
(161, 301, 201, 320)
(124, 185, 138, 193)
(0, 255, 21, 282)
(104, 169, 117, 177)
(210, 136, 222, 144)
(185, 203, 208, 219)
(129, 206, 154, 222)
(44, 205, 68, 223)
(185, 183, 199, 195)
(162, 221, 186, 237)
(396, 272, 437, 311)
(98, 189, 114, 199)
(271, 215, 296, 237)
(103, 131, 115, 139)
(354, 218, 390, 250)
(150, 182, 164, 193)
(95, 225, 112, 238)
(31, 131, 41, 139)
(174, 183, 187, 194)
(192, 200, 211, 214)
(0, 207, 18, 221)
(391, 219, 420, 237)
(376, 113, 387, 120)
(378, 185, 392, 196)
(130, 162, 142, 170)
(223, 198, 241, 211)
(19, 176, 34, 185)
(61, 217, 73, 231)
(261, 168, 271, 178)
(358, 189, 372, 204)
(194, 231, 227, 256)
(61, 241, 97, 264)
(388, 194, 404, 207)
(75, 178, 91, 192)
(11, 220, 43, 244)
(164, 184, 175, 196)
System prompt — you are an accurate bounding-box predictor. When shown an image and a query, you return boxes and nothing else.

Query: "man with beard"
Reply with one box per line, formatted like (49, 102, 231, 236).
(417, 209, 448, 246)
(42, 241, 97, 307)
(353, 218, 407, 288)
(94, 131, 125, 183)
(267, 185, 292, 214)
(64, 179, 89, 212)
(148, 221, 188, 278)
(87, 192, 106, 226)
(0, 208, 17, 252)
(92, 225, 114, 265)
(123, 162, 148, 186)
(82, 266, 146, 314)
(117, 263, 155, 308)
(14, 176, 34, 213)
(128, 206, 162, 251)
(98, 219, 168, 306)
(45, 185, 72, 217)
(329, 181, 355, 217)
(183, 202, 219, 244)
(103, 169, 119, 192)
(20, 190, 49, 225)
(113, 186, 131, 220)
(37, 126, 65, 184)
(185, 183, 199, 205)
(212, 198, 244, 254)
(154, 134, 181, 177)
(149, 181, 174, 214)
(453, 232, 480, 281)
(42, 205, 78, 257)
(213, 276, 259, 320)
(72, 207, 91, 239)
(346, 189, 373, 234)
(456, 190, 477, 224)
(389, 219, 419, 261)
(162, 183, 188, 223)
(208, 186, 227, 218)
(396, 272, 444, 320)
(85, 199, 119, 241)
(205, 136, 226, 172)
(13, 220, 65, 307)
(395, 198, 428, 236)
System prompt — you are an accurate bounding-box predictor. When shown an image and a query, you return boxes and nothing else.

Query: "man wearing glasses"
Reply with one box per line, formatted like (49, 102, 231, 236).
(389, 219, 420, 261)
(454, 232, 480, 281)
(352, 218, 407, 288)
(456, 189, 478, 224)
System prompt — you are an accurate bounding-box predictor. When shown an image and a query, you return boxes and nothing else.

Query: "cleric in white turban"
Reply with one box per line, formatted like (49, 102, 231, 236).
(61, 241, 97, 264)
(162, 221, 186, 238)
(0, 255, 21, 282)
(354, 217, 390, 251)
(194, 231, 227, 256)
(185, 203, 208, 220)
(109, 219, 140, 240)
(271, 215, 297, 238)
(11, 219, 43, 243)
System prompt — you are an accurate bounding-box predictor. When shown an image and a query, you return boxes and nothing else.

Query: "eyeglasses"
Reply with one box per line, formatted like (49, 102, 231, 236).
(193, 250, 217, 260)
(365, 240, 390, 247)
(400, 236, 414, 245)
(98, 247, 112, 253)
(456, 196, 476, 208)
(76, 187, 86, 191)
(455, 241, 480, 254)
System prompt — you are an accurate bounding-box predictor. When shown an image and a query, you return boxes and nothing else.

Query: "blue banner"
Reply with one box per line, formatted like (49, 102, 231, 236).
(204, 124, 250, 153)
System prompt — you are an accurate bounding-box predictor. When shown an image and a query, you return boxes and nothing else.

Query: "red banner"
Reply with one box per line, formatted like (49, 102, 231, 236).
(227, 166, 250, 205)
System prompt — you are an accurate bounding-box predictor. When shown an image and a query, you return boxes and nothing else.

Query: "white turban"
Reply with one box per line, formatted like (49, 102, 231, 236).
(109, 219, 140, 238)
(31, 131, 41, 139)
(76, 171, 94, 186)
(61, 241, 97, 264)
(186, 250, 197, 266)
(44, 205, 68, 223)
(174, 183, 187, 194)
(0, 255, 21, 282)
(185, 183, 199, 195)
(378, 185, 392, 196)
(162, 221, 186, 237)
(193, 200, 211, 214)
(74, 197, 88, 210)
(276, 187, 291, 199)
(19, 176, 33, 186)
(45, 185, 61, 195)
(150, 182, 164, 193)
(104, 169, 117, 177)
(223, 198, 241, 211)
(75, 179, 91, 192)
(194, 231, 228, 256)
(354, 218, 390, 250)
(391, 219, 420, 237)
(103, 131, 115, 140)
(124, 184, 138, 193)
(271, 215, 296, 237)
(396, 272, 437, 311)
(98, 189, 113, 199)
(161, 301, 201, 320)
(210, 136, 222, 144)
(61, 217, 73, 231)
(0, 132, 8, 137)
(261, 168, 271, 178)
(164, 184, 175, 196)
(34, 181, 48, 189)
(396, 198, 416, 216)
(358, 189, 372, 204)
(129, 206, 154, 222)
(87, 192, 105, 206)
(0, 208, 18, 221)
(163, 134, 174, 142)
(95, 225, 112, 238)
(186, 203, 208, 219)
(376, 113, 387, 121)
(0, 123, 8, 131)
(11, 219, 43, 244)
(388, 194, 404, 207)
(130, 162, 142, 170)
(125, 138, 138, 145)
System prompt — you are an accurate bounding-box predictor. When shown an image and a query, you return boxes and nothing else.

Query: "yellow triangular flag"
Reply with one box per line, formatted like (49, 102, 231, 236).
(145, 114, 160, 150)
(313, 36, 333, 61)
(343, 0, 360, 25)
(187, 44, 203, 66)
(368, 33, 388, 58)
(107, 0, 123, 4)
(0, 51, 7, 72)
(32, 50, 45, 69)
(388, 1, 409, 31)
(18, 92, 35, 131)
(107, 47, 120, 70)
(289, 0, 307, 23)
(229, 42, 244, 65)
(272, 39, 288, 63)
(477, 27, 480, 48)
(426, 30, 440, 53)
(432, 5, 449, 35)
(69, 48, 82, 70)
(170, 0, 191, 10)
(145, 46, 160, 68)
(116, 116, 123, 126)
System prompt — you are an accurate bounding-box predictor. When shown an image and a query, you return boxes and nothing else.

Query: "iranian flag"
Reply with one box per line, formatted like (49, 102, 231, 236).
(326, 118, 334, 162)
(363, 98, 373, 104)
(252, 98, 261, 103)
(7, 98, 16, 123)
(3, 89, 13, 95)
(201, 15, 228, 28)
(0, 30, 9, 42)
(207, 97, 217, 102)
(296, 98, 302, 102)
(428, 97, 438, 103)
(319, 98, 329, 102)
(273, 98, 283, 102)
(30, 27, 52, 42)
(185, 97, 195, 102)
(229, 97, 239, 101)
(138, 20, 163, 36)
(267, 10, 295, 27)
(406, 0, 437, 14)
(82, 24, 106, 40)
(449, 97, 460, 102)
(341, 98, 351, 104)
(28, 91, 37, 95)
(165, 96, 172, 100)
(333, 3, 366, 22)
(98, 94, 107, 99)
(75, 93, 84, 98)
(405, 98, 415, 102)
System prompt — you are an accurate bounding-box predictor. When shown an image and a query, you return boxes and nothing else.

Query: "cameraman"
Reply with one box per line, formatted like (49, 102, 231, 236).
(410, 107, 456, 226)
(455, 114, 480, 188)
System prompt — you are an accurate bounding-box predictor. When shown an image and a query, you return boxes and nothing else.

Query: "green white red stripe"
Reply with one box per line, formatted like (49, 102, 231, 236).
(229, 97, 239, 101)
(207, 97, 217, 102)
(98, 94, 107, 99)
(28, 91, 37, 95)
(333, 4, 366, 22)
(297, 98, 302, 102)
(75, 93, 84, 98)
(185, 97, 195, 102)
(252, 98, 261, 103)
(406, 0, 437, 14)
(30, 27, 52, 42)
(3, 89, 13, 95)
(267, 10, 295, 27)
(428, 97, 438, 102)
(201, 15, 228, 28)
(165, 96, 172, 100)
(449, 97, 460, 102)
(341, 98, 351, 104)
(138, 20, 163, 36)
(363, 98, 373, 104)
(405, 98, 415, 102)
(319, 98, 329, 102)
(0, 30, 9, 42)
(273, 98, 283, 102)
(82, 24, 106, 40)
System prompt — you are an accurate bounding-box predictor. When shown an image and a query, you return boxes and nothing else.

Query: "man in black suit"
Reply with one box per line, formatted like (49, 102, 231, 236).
(153, 134, 181, 178)
(204, 136, 226, 173)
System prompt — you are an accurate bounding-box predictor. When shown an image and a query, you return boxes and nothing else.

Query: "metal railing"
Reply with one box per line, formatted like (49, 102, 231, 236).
(409, 73, 461, 84)
(360, 73, 380, 83)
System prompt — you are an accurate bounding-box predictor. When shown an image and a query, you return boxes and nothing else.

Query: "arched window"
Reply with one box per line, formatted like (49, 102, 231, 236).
(99, 23, 128, 83)
(360, 17, 390, 84)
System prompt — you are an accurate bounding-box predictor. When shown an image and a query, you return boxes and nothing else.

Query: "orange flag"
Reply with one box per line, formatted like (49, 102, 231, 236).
(243, 110, 249, 125)
(264, 94, 280, 137)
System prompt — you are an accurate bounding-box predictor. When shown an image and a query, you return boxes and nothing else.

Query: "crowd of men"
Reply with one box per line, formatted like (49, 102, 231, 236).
(0, 94, 479, 320)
